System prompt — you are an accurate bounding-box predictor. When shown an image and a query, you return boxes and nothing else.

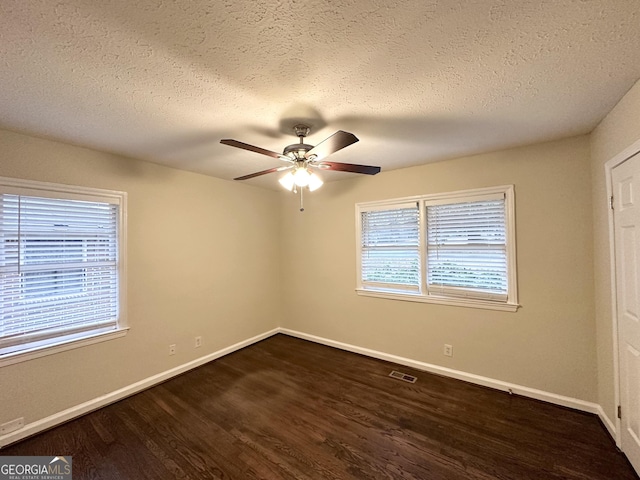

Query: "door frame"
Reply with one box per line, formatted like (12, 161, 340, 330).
(606, 137, 640, 448)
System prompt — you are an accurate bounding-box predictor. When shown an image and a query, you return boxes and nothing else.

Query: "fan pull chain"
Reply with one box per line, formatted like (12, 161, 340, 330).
(299, 187, 304, 212)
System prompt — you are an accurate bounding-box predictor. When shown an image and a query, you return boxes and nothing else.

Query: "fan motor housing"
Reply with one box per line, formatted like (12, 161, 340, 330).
(283, 143, 314, 159)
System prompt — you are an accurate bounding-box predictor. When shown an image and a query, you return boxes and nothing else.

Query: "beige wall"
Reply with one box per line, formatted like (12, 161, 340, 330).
(280, 136, 597, 401)
(3, 98, 632, 431)
(591, 79, 640, 422)
(0, 129, 281, 426)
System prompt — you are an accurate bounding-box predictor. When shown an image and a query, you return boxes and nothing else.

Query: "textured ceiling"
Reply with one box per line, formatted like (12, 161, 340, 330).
(1, 0, 639, 189)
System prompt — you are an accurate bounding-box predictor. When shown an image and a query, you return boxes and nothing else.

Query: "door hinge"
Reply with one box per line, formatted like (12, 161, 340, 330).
(610, 195, 615, 210)
(618, 405, 622, 419)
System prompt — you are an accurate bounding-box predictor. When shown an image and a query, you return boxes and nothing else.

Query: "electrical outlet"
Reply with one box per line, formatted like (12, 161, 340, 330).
(195, 336, 202, 348)
(0, 417, 24, 435)
(444, 344, 453, 357)
(169, 344, 176, 356)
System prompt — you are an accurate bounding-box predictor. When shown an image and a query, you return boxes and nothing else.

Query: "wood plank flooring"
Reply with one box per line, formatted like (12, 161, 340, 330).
(2, 334, 637, 479)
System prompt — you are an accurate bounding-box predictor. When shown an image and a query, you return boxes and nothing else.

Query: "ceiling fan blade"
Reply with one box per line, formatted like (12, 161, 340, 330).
(234, 165, 292, 181)
(221, 139, 286, 160)
(314, 161, 381, 175)
(305, 130, 358, 161)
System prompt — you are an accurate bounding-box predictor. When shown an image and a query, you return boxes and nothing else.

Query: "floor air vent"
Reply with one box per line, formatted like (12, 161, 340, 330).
(389, 370, 417, 383)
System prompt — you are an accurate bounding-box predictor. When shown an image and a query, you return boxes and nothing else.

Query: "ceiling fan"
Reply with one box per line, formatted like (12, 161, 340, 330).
(220, 124, 381, 193)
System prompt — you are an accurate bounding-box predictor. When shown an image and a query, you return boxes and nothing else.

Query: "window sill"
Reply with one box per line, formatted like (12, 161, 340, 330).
(0, 328, 129, 368)
(355, 288, 520, 312)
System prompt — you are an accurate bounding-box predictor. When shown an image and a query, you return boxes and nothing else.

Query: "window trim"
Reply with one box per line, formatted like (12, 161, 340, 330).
(355, 185, 519, 312)
(0, 176, 128, 367)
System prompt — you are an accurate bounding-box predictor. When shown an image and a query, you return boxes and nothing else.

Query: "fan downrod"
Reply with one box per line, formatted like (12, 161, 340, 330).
(283, 124, 314, 159)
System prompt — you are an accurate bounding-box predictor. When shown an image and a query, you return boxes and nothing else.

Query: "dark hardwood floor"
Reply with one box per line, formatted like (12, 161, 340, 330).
(3, 334, 637, 479)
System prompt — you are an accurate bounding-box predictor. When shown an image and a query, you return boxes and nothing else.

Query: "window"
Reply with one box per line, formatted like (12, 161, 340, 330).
(356, 186, 518, 311)
(0, 177, 127, 364)
(360, 203, 420, 293)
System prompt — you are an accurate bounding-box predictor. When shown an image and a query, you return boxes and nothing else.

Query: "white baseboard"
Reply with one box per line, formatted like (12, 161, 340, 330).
(0, 326, 615, 449)
(0, 328, 279, 449)
(597, 405, 618, 441)
(279, 328, 602, 415)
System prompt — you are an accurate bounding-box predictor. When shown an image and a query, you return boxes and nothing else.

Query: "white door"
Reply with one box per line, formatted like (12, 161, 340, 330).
(614, 151, 640, 474)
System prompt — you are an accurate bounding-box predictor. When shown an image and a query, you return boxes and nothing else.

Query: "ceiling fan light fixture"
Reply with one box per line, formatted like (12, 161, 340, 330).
(308, 172, 323, 191)
(222, 126, 379, 200)
(293, 167, 311, 187)
(278, 172, 296, 191)
(278, 168, 323, 192)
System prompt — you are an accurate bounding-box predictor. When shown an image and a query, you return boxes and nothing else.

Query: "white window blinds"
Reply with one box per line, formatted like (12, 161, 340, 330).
(0, 193, 120, 354)
(360, 203, 420, 292)
(356, 186, 517, 310)
(426, 194, 507, 300)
